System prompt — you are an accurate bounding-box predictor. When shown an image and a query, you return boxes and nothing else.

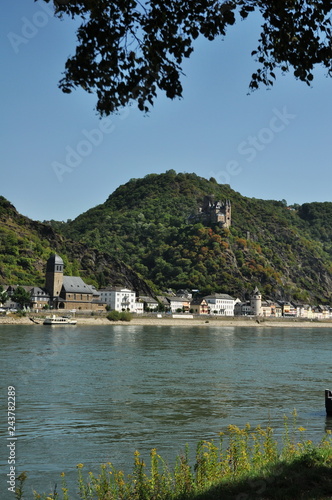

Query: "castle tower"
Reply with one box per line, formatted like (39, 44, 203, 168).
(251, 286, 262, 316)
(45, 254, 64, 302)
(224, 200, 231, 228)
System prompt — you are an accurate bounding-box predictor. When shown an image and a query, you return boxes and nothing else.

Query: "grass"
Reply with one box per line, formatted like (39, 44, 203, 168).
(17, 411, 332, 500)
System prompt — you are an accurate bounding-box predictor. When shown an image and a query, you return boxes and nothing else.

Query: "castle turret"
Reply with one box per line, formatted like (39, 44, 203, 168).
(251, 286, 262, 316)
(224, 199, 231, 228)
(45, 254, 64, 303)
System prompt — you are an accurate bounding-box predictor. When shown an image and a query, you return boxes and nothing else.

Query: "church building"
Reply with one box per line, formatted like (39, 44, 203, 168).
(45, 254, 105, 311)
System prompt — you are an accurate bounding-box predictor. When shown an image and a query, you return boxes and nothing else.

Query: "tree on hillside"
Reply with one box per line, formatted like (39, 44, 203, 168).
(41, 0, 332, 114)
(12, 286, 31, 309)
(0, 286, 8, 306)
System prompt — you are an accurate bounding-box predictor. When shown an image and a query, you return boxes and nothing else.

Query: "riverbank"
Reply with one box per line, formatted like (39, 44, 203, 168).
(1, 314, 332, 327)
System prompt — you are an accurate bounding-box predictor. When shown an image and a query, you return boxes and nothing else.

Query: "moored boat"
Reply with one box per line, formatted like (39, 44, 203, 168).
(325, 389, 332, 416)
(43, 315, 77, 325)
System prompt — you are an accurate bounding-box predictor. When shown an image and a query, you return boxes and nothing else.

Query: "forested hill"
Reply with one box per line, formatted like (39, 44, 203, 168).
(52, 171, 332, 304)
(0, 196, 154, 295)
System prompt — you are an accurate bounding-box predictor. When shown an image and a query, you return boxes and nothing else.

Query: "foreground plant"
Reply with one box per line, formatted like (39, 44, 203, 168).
(28, 412, 332, 500)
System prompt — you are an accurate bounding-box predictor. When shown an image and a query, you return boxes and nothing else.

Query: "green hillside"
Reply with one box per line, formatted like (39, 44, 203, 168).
(54, 171, 332, 303)
(0, 196, 153, 295)
(2, 171, 332, 304)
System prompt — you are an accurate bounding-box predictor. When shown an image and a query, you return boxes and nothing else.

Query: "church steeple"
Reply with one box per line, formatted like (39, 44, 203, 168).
(45, 253, 64, 301)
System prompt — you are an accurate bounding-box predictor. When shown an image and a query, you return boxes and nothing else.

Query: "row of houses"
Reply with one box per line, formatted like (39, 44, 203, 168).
(4, 281, 331, 320)
(0, 254, 240, 316)
(99, 288, 236, 315)
(2, 254, 332, 319)
(99, 286, 332, 319)
(235, 299, 332, 319)
(0, 283, 236, 316)
(234, 287, 332, 319)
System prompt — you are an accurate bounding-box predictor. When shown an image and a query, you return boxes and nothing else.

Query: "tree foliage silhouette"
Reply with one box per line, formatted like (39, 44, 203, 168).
(41, 1, 332, 114)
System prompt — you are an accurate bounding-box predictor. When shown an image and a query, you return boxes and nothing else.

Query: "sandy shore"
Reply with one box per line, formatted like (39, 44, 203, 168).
(1, 314, 332, 327)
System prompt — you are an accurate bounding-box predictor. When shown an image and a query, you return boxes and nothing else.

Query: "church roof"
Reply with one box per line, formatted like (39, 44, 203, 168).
(62, 276, 94, 294)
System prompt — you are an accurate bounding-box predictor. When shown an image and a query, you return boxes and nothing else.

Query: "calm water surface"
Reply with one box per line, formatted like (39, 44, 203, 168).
(0, 324, 331, 498)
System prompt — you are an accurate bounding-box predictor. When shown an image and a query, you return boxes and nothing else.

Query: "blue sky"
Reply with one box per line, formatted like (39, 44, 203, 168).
(2, 1, 332, 222)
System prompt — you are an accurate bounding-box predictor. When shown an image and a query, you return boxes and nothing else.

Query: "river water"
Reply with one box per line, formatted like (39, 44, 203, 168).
(0, 324, 331, 498)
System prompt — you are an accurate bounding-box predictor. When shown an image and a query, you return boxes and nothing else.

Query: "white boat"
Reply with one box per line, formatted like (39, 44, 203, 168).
(43, 315, 77, 325)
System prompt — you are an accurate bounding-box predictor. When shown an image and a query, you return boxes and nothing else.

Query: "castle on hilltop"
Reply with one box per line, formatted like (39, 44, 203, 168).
(189, 196, 231, 228)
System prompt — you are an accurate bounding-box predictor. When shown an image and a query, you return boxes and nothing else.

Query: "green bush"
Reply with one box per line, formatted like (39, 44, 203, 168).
(107, 311, 132, 322)
(120, 311, 132, 322)
(107, 310, 121, 321)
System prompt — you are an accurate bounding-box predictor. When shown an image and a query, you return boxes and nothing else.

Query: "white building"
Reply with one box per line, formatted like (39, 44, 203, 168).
(204, 293, 235, 316)
(99, 287, 136, 312)
(138, 296, 159, 311)
(135, 299, 144, 314)
(251, 287, 262, 316)
(167, 296, 191, 313)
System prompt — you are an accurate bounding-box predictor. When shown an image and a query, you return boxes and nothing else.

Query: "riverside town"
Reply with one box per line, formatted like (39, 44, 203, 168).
(3, 1, 332, 496)
(1, 253, 332, 320)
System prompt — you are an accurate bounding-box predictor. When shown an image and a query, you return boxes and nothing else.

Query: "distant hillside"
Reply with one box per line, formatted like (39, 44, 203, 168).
(52, 171, 332, 303)
(0, 196, 154, 295)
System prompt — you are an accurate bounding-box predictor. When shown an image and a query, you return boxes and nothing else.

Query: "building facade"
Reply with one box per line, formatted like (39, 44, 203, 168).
(45, 254, 105, 311)
(30, 287, 50, 310)
(190, 298, 209, 315)
(99, 287, 136, 312)
(167, 296, 191, 313)
(138, 296, 159, 311)
(204, 293, 235, 316)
